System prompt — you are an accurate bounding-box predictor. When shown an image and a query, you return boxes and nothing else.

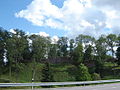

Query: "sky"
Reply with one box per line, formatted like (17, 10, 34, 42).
(0, 0, 120, 38)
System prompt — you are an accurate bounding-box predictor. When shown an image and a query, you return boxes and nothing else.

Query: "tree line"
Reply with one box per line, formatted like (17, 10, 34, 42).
(0, 27, 120, 82)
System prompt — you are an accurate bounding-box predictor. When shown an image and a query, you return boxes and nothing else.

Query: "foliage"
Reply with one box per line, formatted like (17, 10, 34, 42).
(76, 63, 92, 81)
(92, 73, 101, 80)
(30, 35, 51, 61)
(0, 27, 120, 82)
(41, 62, 54, 82)
(116, 46, 120, 65)
(0, 28, 10, 76)
(48, 44, 58, 58)
(69, 39, 75, 57)
(57, 37, 68, 57)
(106, 34, 117, 56)
(72, 43, 83, 65)
(54, 71, 75, 81)
(0, 78, 12, 83)
(84, 45, 93, 61)
(95, 35, 107, 60)
(94, 56, 104, 75)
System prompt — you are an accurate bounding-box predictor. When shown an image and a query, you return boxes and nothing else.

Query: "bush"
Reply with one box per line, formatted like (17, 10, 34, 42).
(54, 71, 76, 81)
(0, 78, 12, 83)
(92, 73, 101, 80)
(76, 63, 92, 81)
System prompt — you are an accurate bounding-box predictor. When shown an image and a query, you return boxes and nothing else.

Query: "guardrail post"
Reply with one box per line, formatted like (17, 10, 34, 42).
(32, 78, 34, 90)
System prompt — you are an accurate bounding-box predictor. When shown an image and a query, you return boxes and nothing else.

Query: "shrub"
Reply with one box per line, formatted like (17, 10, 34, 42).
(76, 63, 92, 81)
(92, 73, 101, 80)
(0, 78, 12, 83)
(54, 71, 76, 81)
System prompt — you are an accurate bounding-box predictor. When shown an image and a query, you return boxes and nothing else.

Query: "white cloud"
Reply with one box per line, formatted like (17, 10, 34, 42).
(51, 36, 59, 44)
(92, 0, 120, 10)
(10, 29, 16, 34)
(15, 0, 120, 38)
(15, 0, 63, 26)
(92, 0, 120, 35)
(30, 31, 50, 37)
(39, 32, 49, 37)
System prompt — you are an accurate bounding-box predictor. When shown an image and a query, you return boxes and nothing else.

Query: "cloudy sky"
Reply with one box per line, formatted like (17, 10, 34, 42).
(0, 0, 120, 38)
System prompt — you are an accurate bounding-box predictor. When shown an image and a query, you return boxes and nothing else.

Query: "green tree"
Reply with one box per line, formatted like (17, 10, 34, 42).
(69, 39, 75, 57)
(117, 34, 120, 45)
(84, 45, 93, 62)
(76, 63, 91, 81)
(6, 29, 28, 79)
(116, 45, 120, 65)
(0, 28, 10, 54)
(95, 35, 107, 61)
(0, 29, 5, 69)
(30, 35, 50, 62)
(106, 34, 117, 56)
(76, 34, 95, 49)
(72, 43, 83, 65)
(0, 28, 10, 76)
(41, 62, 54, 82)
(57, 37, 68, 57)
(94, 56, 104, 75)
(30, 35, 51, 81)
(48, 44, 58, 58)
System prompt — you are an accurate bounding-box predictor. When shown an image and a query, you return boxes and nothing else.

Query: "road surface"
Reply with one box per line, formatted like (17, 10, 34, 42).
(6, 83, 120, 90)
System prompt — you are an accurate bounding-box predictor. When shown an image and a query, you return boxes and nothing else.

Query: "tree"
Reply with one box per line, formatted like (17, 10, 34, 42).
(41, 62, 54, 82)
(0, 28, 10, 76)
(117, 34, 120, 45)
(95, 35, 107, 61)
(94, 56, 104, 75)
(69, 39, 75, 57)
(116, 45, 120, 65)
(0, 29, 5, 69)
(94, 37, 106, 75)
(30, 35, 51, 81)
(57, 37, 68, 57)
(72, 43, 83, 65)
(106, 34, 117, 57)
(30, 35, 50, 62)
(76, 34, 95, 49)
(6, 29, 28, 79)
(76, 63, 92, 81)
(48, 44, 58, 58)
(84, 45, 93, 62)
(116, 35, 120, 65)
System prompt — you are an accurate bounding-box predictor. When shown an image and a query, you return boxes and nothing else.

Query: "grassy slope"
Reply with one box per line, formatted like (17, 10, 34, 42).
(0, 62, 120, 83)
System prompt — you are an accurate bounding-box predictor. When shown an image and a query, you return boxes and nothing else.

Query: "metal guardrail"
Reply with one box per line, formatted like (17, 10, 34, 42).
(0, 80, 120, 87)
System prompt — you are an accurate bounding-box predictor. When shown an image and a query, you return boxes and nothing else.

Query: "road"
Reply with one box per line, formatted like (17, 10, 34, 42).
(6, 83, 120, 90)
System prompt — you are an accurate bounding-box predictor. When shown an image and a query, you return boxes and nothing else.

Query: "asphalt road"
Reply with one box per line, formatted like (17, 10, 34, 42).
(6, 83, 120, 90)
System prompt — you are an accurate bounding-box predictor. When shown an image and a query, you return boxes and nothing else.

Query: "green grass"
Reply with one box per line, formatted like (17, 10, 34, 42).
(113, 66, 120, 69)
(0, 63, 76, 83)
(1, 62, 120, 83)
(0, 63, 44, 83)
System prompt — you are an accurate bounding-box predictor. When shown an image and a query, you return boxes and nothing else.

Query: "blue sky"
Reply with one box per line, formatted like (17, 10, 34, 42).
(0, 0, 120, 38)
(0, 0, 66, 37)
